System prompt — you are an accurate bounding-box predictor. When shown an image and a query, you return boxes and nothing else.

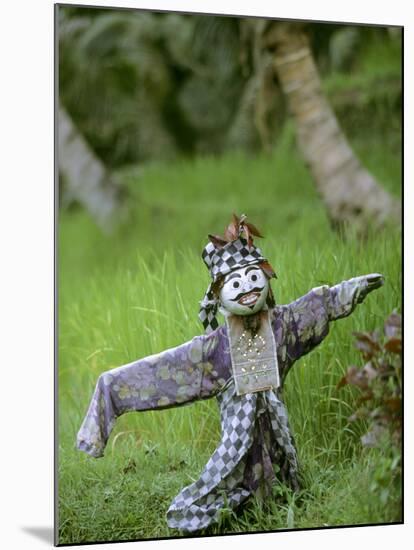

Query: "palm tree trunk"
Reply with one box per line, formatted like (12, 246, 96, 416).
(262, 22, 401, 232)
(58, 105, 124, 230)
(227, 19, 285, 153)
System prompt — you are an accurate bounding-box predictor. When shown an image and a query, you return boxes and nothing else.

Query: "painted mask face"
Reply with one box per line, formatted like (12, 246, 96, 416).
(219, 265, 269, 316)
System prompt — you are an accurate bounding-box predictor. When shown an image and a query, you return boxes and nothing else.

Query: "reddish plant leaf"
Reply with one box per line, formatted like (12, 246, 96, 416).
(384, 337, 402, 355)
(353, 331, 381, 359)
(342, 366, 370, 390)
(369, 407, 385, 420)
(361, 424, 386, 448)
(336, 375, 348, 390)
(356, 390, 374, 403)
(362, 361, 378, 381)
(339, 312, 402, 452)
(384, 311, 401, 339)
(384, 397, 402, 413)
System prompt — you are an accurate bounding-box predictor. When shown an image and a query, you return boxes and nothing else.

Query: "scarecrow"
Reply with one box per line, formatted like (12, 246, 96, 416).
(77, 214, 384, 532)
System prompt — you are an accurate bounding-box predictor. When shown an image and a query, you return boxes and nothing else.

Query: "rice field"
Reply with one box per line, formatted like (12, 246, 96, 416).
(57, 132, 402, 544)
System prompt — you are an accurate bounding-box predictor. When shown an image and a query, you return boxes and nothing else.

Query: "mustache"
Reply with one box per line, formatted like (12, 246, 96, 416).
(230, 286, 266, 302)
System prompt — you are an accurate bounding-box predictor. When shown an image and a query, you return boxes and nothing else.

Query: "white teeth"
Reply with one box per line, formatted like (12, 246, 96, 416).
(239, 292, 258, 305)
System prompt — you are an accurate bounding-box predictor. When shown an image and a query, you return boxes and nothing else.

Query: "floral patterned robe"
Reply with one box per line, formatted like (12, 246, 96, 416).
(77, 277, 371, 532)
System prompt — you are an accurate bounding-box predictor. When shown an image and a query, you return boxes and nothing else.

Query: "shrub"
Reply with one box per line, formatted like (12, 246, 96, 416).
(337, 311, 402, 515)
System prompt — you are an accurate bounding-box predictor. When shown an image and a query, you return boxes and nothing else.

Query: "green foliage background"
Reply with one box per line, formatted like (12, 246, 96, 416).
(58, 7, 401, 169)
(57, 6, 402, 545)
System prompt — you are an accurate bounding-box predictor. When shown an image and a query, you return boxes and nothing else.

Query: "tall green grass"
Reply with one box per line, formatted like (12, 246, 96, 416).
(58, 133, 401, 544)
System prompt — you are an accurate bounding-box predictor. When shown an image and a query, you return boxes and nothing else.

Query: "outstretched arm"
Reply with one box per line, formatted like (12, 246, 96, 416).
(326, 274, 384, 320)
(76, 329, 228, 458)
(284, 274, 384, 362)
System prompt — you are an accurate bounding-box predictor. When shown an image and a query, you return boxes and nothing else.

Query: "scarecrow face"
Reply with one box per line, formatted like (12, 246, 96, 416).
(219, 265, 269, 316)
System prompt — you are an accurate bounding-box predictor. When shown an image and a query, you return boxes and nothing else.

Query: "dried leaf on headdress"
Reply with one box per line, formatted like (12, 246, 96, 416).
(224, 214, 240, 242)
(266, 285, 276, 308)
(243, 222, 253, 247)
(245, 222, 263, 238)
(240, 217, 263, 247)
(232, 213, 241, 225)
(208, 234, 228, 248)
(219, 213, 265, 246)
(260, 261, 277, 279)
(211, 276, 225, 297)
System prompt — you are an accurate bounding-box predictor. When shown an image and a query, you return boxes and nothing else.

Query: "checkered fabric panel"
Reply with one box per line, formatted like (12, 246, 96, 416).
(198, 304, 218, 335)
(166, 383, 256, 531)
(198, 283, 219, 334)
(166, 383, 300, 532)
(266, 391, 299, 475)
(202, 237, 265, 281)
(201, 241, 216, 270)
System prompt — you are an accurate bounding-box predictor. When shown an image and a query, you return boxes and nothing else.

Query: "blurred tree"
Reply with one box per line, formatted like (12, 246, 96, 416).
(262, 21, 401, 232)
(226, 18, 286, 152)
(59, 8, 178, 166)
(58, 6, 401, 232)
(58, 8, 282, 161)
(175, 14, 257, 153)
(58, 105, 124, 230)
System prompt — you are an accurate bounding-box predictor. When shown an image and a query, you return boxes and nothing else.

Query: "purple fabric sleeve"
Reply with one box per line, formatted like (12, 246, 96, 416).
(283, 278, 368, 364)
(326, 277, 370, 320)
(76, 330, 230, 458)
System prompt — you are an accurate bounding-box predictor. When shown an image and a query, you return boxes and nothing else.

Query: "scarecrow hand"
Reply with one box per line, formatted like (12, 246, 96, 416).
(326, 273, 385, 321)
(353, 273, 385, 303)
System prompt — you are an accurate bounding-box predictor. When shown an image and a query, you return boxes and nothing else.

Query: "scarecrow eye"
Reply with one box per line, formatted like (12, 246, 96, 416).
(233, 281, 240, 289)
(251, 273, 258, 282)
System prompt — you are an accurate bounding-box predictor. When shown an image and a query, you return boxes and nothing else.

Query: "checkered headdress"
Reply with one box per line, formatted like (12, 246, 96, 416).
(199, 214, 275, 333)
